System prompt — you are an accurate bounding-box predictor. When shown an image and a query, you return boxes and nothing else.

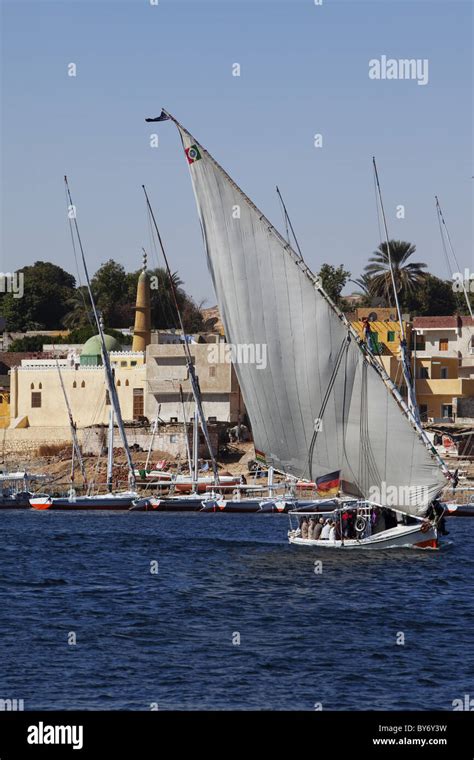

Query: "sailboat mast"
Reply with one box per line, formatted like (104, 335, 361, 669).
(179, 384, 193, 475)
(145, 402, 160, 472)
(107, 406, 114, 492)
(64, 176, 136, 489)
(192, 408, 199, 490)
(141, 184, 220, 485)
(54, 353, 87, 487)
(435, 195, 473, 318)
(372, 158, 419, 423)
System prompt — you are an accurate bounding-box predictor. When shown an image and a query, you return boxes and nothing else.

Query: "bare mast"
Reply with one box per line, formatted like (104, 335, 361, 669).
(435, 195, 473, 318)
(54, 353, 88, 488)
(141, 184, 220, 486)
(372, 158, 419, 423)
(64, 176, 136, 489)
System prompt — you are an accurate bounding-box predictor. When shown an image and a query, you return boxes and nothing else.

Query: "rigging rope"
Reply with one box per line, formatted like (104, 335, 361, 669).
(308, 336, 350, 480)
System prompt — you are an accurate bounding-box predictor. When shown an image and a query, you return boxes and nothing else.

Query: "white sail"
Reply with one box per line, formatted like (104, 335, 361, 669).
(166, 116, 446, 516)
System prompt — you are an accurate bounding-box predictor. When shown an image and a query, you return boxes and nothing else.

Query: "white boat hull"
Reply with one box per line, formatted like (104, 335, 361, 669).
(289, 523, 438, 550)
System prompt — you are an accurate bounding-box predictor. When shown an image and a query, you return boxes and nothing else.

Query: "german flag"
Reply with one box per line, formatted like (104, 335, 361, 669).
(316, 470, 341, 496)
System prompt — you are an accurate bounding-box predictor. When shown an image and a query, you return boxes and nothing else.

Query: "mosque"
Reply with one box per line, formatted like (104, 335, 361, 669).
(4, 255, 244, 457)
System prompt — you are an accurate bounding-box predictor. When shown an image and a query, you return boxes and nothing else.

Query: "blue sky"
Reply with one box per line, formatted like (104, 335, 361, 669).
(1, 0, 472, 305)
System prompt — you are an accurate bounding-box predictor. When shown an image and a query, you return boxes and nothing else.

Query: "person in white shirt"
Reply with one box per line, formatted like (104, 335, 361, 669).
(328, 522, 336, 542)
(320, 520, 331, 540)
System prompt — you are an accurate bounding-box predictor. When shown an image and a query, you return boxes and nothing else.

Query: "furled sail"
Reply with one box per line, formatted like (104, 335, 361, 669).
(163, 113, 446, 516)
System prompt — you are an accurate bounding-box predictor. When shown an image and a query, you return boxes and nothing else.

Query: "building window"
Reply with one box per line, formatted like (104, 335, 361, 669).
(387, 331, 395, 342)
(419, 404, 428, 422)
(170, 434, 177, 443)
(38, 382, 42, 389)
(441, 404, 453, 419)
(133, 388, 144, 420)
(30, 383, 34, 390)
(440, 367, 448, 379)
(130, 360, 137, 367)
(439, 338, 448, 351)
(209, 365, 216, 377)
(31, 392, 41, 408)
(117, 379, 121, 387)
(73, 381, 77, 388)
(105, 390, 111, 406)
(81, 381, 85, 388)
(121, 361, 127, 367)
(420, 367, 429, 379)
(125, 379, 129, 386)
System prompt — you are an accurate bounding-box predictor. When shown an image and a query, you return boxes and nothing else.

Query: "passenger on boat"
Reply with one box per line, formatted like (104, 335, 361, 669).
(372, 507, 386, 534)
(300, 517, 309, 539)
(362, 317, 377, 353)
(313, 517, 325, 540)
(383, 508, 398, 529)
(341, 509, 355, 539)
(320, 520, 331, 540)
(308, 517, 317, 540)
(328, 522, 336, 542)
(426, 498, 449, 536)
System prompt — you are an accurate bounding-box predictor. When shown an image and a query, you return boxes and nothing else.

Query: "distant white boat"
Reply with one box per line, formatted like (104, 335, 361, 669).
(29, 490, 138, 510)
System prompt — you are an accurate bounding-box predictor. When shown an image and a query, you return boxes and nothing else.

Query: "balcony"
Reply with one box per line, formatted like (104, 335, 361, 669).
(412, 349, 458, 359)
(415, 378, 474, 396)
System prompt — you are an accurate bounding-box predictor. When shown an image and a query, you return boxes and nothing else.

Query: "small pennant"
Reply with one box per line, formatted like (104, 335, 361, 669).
(145, 110, 170, 122)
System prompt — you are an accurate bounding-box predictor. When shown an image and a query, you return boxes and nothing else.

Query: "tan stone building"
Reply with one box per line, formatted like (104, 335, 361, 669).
(145, 331, 245, 424)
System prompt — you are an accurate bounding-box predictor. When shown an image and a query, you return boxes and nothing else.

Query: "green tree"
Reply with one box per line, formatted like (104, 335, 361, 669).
(91, 260, 129, 327)
(0, 261, 76, 331)
(453, 287, 474, 316)
(364, 241, 427, 307)
(405, 275, 456, 316)
(8, 335, 55, 352)
(317, 263, 351, 305)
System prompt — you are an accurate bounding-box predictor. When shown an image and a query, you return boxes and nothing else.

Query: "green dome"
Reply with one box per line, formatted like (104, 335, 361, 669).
(81, 333, 121, 360)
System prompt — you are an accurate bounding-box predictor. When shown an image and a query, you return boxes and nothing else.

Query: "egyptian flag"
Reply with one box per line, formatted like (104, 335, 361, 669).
(255, 449, 267, 465)
(316, 470, 340, 496)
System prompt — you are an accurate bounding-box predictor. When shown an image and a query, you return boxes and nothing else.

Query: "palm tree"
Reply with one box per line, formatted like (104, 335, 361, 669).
(364, 240, 427, 306)
(62, 286, 92, 329)
(351, 274, 374, 298)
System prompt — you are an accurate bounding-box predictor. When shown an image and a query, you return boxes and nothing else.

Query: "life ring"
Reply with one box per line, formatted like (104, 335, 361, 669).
(420, 521, 431, 533)
(355, 516, 366, 533)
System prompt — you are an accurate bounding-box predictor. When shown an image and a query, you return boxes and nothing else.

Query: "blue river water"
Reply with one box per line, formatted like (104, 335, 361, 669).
(0, 511, 473, 710)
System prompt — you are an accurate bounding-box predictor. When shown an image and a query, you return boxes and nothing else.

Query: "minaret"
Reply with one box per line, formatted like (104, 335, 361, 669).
(132, 250, 151, 352)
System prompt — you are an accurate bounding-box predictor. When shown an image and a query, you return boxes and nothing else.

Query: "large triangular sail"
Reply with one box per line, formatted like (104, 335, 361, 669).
(158, 112, 447, 516)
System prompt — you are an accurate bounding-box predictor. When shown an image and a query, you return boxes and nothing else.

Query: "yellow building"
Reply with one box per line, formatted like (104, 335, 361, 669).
(412, 317, 474, 421)
(0, 391, 10, 429)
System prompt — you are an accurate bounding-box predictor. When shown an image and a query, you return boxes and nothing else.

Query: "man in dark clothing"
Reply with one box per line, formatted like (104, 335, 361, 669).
(427, 498, 449, 536)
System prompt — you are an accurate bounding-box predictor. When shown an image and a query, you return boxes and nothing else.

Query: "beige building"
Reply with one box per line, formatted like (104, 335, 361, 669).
(9, 339, 146, 430)
(411, 316, 474, 422)
(145, 331, 245, 425)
